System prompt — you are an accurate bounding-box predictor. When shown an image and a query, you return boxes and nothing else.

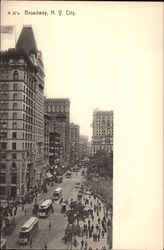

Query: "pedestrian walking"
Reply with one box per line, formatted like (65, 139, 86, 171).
(25, 209, 26, 215)
(102, 230, 104, 239)
(90, 201, 92, 207)
(88, 219, 90, 227)
(30, 239, 32, 248)
(97, 210, 99, 217)
(89, 229, 92, 238)
(81, 239, 84, 248)
(45, 241, 47, 250)
(49, 221, 51, 230)
(96, 224, 99, 232)
(22, 205, 24, 212)
(84, 240, 88, 250)
(86, 229, 88, 238)
(98, 217, 100, 224)
(91, 214, 94, 221)
(95, 233, 97, 242)
(97, 233, 100, 242)
(91, 224, 94, 232)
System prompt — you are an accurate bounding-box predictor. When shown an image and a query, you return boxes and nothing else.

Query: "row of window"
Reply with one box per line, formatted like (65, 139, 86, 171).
(0, 173, 17, 184)
(0, 93, 36, 108)
(46, 104, 68, 113)
(0, 153, 17, 160)
(0, 142, 35, 150)
(0, 186, 16, 197)
(0, 142, 17, 150)
(0, 131, 36, 141)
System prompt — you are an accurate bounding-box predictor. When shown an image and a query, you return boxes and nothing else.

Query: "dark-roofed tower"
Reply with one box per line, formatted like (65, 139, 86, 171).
(16, 25, 38, 54)
(0, 26, 45, 200)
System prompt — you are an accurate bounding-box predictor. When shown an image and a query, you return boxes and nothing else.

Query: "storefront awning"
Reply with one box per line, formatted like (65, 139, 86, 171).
(46, 172, 53, 178)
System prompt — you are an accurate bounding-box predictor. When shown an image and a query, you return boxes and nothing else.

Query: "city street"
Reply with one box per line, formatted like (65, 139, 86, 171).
(4, 170, 84, 250)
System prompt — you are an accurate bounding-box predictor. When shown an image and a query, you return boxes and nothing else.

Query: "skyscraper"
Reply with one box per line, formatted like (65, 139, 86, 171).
(91, 110, 113, 156)
(45, 98, 70, 166)
(0, 26, 45, 199)
(69, 123, 80, 165)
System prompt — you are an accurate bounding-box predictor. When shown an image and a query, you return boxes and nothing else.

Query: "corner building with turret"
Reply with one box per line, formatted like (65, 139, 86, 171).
(0, 26, 45, 200)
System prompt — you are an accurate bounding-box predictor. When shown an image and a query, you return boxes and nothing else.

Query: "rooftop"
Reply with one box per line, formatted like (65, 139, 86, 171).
(16, 26, 38, 55)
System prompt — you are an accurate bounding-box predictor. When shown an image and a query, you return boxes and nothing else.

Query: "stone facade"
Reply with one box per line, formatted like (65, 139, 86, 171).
(45, 98, 70, 166)
(69, 123, 80, 165)
(0, 26, 45, 199)
(91, 110, 113, 156)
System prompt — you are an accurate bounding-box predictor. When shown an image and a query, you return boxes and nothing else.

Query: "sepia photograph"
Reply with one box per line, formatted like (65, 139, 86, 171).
(0, 1, 163, 250)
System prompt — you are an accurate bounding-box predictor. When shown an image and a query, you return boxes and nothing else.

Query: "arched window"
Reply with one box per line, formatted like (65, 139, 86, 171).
(13, 70, 18, 80)
(11, 162, 17, 170)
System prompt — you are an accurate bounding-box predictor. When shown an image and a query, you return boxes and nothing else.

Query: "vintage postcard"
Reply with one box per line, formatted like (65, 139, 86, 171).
(0, 1, 163, 250)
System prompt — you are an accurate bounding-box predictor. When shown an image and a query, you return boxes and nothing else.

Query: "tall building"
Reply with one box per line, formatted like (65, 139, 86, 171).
(44, 113, 50, 168)
(45, 98, 70, 166)
(69, 123, 80, 165)
(91, 110, 113, 156)
(49, 131, 61, 167)
(0, 26, 45, 200)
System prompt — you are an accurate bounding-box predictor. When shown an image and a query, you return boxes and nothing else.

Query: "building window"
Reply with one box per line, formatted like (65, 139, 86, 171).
(12, 142, 16, 150)
(1, 142, 7, 150)
(11, 173, 17, 184)
(13, 93, 17, 100)
(10, 186, 17, 197)
(13, 84, 18, 91)
(1, 103, 8, 109)
(13, 112, 17, 119)
(0, 186, 5, 196)
(2, 84, 9, 90)
(11, 162, 17, 170)
(0, 163, 6, 170)
(12, 122, 17, 129)
(12, 153, 17, 160)
(12, 132, 17, 139)
(1, 153, 6, 159)
(0, 132, 7, 139)
(13, 103, 18, 109)
(13, 70, 18, 80)
(0, 173, 6, 184)
(0, 113, 8, 119)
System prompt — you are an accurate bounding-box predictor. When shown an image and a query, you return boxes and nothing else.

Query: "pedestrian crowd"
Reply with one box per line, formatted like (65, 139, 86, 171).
(77, 191, 111, 250)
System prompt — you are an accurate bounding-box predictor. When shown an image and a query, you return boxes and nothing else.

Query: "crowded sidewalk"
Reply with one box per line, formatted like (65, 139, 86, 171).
(69, 191, 111, 250)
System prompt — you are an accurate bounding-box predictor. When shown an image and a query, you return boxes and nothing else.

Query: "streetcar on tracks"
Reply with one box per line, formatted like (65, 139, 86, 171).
(19, 217, 39, 245)
(53, 187, 62, 201)
(38, 199, 53, 218)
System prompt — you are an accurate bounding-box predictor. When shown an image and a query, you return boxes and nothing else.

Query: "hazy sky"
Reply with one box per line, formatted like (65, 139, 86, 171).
(1, 2, 162, 140)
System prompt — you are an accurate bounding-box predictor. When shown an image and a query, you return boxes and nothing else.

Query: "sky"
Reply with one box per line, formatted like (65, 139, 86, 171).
(1, 1, 119, 140)
(1, 2, 163, 248)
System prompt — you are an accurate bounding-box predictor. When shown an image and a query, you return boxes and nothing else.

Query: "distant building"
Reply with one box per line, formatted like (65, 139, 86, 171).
(45, 98, 70, 166)
(91, 110, 113, 156)
(0, 26, 45, 200)
(79, 135, 91, 159)
(69, 123, 80, 165)
(49, 131, 61, 167)
(44, 113, 50, 168)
